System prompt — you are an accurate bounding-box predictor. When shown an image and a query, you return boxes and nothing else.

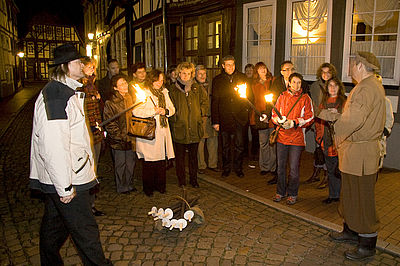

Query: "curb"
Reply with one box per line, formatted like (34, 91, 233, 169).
(199, 174, 400, 258)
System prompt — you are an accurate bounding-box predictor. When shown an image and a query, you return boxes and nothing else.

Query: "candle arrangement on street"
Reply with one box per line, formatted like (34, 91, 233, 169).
(147, 189, 204, 231)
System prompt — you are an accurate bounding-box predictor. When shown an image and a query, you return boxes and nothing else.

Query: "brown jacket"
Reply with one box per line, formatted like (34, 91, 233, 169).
(103, 92, 136, 151)
(332, 75, 385, 176)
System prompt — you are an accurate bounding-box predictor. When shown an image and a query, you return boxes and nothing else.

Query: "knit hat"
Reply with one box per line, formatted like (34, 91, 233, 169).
(356, 51, 381, 71)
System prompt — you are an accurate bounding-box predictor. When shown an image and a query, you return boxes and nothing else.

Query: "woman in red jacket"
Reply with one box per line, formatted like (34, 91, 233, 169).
(250, 62, 276, 177)
(272, 73, 314, 205)
(315, 77, 346, 204)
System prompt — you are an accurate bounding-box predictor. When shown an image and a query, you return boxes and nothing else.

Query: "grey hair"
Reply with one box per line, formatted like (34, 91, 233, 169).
(195, 65, 206, 74)
(354, 57, 375, 73)
(49, 63, 69, 82)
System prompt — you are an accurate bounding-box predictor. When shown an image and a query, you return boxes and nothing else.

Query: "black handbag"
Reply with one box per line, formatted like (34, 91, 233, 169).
(129, 116, 156, 140)
(314, 145, 325, 165)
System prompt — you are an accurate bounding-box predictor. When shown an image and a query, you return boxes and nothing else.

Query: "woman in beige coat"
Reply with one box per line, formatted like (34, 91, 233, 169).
(132, 69, 175, 196)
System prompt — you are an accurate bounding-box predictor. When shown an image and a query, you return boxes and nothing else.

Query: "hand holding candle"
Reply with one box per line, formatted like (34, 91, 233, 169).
(233, 83, 262, 117)
(264, 93, 286, 123)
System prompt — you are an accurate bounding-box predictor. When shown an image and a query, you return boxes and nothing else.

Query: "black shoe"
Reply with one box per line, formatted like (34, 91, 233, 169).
(92, 207, 105, 216)
(267, 176, 277, 185)
(260, 170, 268, 175)
(323, 198, 339, 204)
(208, 167, 221, 172)
(221, 170, 230, 177)
(235, 170, 244, 178)
(345, 236, 377, 261)
(329, 223, 358, 244)
(190, 180, 200, 188)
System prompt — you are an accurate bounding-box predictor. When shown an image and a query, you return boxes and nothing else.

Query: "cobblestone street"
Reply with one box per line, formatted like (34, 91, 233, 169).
(1, 97, 399, 265)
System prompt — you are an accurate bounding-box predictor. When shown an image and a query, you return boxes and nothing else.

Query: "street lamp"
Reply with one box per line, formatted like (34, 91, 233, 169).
(88, 33, 94, 40)
(17, 51, 24, 58)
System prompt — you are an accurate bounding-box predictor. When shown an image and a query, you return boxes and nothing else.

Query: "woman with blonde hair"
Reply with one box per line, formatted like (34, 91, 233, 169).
(168, 62, 208, 188)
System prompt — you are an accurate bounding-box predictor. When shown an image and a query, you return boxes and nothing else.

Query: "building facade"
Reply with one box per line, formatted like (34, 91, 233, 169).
(21, 24, 83, 81)
(84, 0, 400, 169)
(0, 0, 19, 98)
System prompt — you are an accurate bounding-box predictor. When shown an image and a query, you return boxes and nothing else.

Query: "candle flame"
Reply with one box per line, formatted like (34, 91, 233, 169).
(132, 84, 146, 102)
(264, 93, 274, 103)
(234, 83, 247, 99)
(95, 121, 102, 132)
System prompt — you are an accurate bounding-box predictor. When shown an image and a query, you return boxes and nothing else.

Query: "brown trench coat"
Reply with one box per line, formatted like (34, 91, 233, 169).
(319, 75, 386, 176)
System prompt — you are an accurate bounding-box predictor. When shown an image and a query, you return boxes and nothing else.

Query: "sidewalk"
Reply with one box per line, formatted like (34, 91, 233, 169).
(0, 81, 44, 139)
(198, 154, 400, 256)
(1, 83, 399, 258)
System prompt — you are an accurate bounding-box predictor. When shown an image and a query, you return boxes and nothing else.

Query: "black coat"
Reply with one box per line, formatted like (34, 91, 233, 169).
(211, 71, 253, 131)
(96, 74, 113, 102)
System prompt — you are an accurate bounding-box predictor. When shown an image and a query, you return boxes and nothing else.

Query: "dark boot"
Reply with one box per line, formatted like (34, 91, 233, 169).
(329, 223, 358, 244)
(190, 177, 199, 188)
(345, 236, 377, 261)
(267, 172, 277, 185)
(305, 167, 321, 183)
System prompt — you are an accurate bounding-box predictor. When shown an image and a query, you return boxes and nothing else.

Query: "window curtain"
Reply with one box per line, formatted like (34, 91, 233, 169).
(293, 0, 327, 31)
(249, 7, 273, 40)
(354, 0, 398, 28)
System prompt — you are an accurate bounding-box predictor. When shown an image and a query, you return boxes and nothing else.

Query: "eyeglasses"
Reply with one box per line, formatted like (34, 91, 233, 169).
(282, 68, 295, 72)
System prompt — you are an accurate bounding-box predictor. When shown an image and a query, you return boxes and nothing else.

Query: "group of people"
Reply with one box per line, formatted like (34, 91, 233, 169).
(29, 42, 390, 264)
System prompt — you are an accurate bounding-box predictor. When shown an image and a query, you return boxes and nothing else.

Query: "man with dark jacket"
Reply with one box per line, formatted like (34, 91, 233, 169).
(97, 59, 120, 102)
(211, 55, 252, 177)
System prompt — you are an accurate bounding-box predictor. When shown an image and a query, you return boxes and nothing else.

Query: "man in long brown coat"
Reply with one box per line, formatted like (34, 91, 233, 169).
(319, 51, 385, 261)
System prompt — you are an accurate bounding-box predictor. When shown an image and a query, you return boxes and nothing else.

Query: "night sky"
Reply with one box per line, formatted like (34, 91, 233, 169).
(15, 0, 84, 40)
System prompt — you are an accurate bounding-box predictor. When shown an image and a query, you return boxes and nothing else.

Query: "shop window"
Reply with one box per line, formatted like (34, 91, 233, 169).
(286, 0, 332, 78)
(342, 0, 400, 85)
(243, 0, 275, 70)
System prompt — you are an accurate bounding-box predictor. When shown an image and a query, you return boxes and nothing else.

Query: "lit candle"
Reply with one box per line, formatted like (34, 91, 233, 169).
(264, 93, 283, 120)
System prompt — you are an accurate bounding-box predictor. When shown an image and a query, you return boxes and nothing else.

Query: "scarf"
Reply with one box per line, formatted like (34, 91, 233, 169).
(149, 86, 168, 128)
(176, 77, 193, 94)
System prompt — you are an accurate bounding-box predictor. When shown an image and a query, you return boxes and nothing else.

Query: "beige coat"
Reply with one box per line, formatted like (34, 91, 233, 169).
(132, 88, 176, 161)
(320, 75, 385, 176)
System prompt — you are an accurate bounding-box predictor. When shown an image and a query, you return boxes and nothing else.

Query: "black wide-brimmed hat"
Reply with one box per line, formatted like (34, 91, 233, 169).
(49, 43, 84, 67)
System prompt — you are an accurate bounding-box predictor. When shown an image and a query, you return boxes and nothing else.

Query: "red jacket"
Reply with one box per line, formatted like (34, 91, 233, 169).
(272, 89, 314, 146)
(250, 78, 274, 128)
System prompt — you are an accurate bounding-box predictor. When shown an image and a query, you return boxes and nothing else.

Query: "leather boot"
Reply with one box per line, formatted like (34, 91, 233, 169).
(305, 167, 321, 183)
(317, 170, 328, 189)
(345, 235, 377, 261)
(329, 223, 358, 244)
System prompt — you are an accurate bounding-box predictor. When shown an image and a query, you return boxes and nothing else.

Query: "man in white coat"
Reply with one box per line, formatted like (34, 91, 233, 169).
(29, 44, 111, 265)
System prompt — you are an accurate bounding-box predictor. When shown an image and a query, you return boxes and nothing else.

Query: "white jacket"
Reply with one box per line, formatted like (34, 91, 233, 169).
(132, 87, 175, 161)
(30, 77, 96, 197)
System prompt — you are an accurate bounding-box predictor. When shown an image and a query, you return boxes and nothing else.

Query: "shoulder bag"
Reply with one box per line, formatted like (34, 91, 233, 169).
(129, 96, 157, 140)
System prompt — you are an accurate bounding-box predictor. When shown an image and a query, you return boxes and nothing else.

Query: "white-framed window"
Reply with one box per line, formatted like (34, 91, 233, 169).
(145, 27, 153, 68)
(342, 0, 400, 86)
(243, 0, 276, 72)
(286, 0, 332, 79)
(155, 24, 165, 70)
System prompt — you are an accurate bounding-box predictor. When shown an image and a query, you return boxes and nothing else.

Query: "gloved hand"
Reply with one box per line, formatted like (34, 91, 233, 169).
(282, 119, 294, 129)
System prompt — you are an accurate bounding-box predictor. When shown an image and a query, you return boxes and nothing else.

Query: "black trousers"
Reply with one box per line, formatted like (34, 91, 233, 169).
(39, 191, 110, 266)
(142, 159, 166, 195)
(221, 125, 244, 172)
(174, 142, 199, 186)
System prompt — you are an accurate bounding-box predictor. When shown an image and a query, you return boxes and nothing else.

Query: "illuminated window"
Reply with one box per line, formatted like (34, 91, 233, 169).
(243, 0, 275, 70)
(155, 24, 165, 69)
(342, 0, 400, 85)
(145, 27, 153, 68)
(184, 24, 198, 51)
(207, 20, 221, 49)
(287, 0, 332, 78)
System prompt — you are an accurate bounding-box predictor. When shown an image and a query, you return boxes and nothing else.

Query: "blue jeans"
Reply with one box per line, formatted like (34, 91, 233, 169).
(276, 142, 304, 197)
(324, 155, 341, 198)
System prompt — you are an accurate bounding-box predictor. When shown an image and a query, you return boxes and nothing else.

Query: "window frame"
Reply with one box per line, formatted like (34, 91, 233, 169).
(285, 0, 333, 81)
(242, 0, 276, 72)
(342, 0, 400, 86)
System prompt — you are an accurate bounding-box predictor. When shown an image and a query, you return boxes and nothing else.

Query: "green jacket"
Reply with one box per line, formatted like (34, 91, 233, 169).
(168, 81, 208, 144)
